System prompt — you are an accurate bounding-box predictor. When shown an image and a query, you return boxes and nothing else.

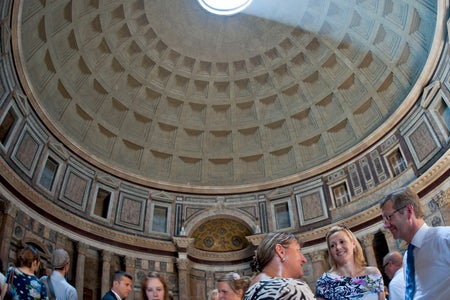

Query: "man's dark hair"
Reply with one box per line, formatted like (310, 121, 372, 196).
(112, 270, 133, 284)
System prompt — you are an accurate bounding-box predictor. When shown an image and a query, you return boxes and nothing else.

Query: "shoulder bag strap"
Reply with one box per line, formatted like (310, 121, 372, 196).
(45, 274, 56, 300)
(7, 268, 14, 285)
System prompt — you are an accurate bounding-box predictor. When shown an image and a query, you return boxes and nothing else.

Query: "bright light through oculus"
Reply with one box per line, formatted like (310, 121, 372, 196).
(197, 0, 253, 16)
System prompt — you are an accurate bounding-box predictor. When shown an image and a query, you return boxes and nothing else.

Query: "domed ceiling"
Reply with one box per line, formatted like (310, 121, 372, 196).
(192, 218, 251, 252)
(15, 0, 436, 191)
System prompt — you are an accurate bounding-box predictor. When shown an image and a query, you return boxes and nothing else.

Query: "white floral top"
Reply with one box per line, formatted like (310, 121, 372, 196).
(315, 272, 384, 300)
(5, 267, 48, 300)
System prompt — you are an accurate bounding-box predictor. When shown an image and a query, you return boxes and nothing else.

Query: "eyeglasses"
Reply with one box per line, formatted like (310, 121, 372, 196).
(383, 261, 390, 269)
(382, 205, 407, 222)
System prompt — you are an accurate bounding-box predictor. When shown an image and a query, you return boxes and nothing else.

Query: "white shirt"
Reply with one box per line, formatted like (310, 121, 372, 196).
(388, 267, 405, 300)
(404, 223, 450, 300)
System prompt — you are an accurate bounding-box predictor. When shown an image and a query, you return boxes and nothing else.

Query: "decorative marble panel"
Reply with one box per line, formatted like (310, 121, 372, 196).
(404, 117, 441, 168)
(348, 163, 363, 195)
(59, 164, 92, 211)
(295, 188, 328, 225)
(115, 190, 147, 230)
(360, 157, 375, 190)
(11, 124, 44, 177)
(370, 150, 388, 183)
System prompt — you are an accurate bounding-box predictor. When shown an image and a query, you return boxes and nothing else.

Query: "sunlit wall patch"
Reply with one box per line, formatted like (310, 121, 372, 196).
(197, 0, 253, 16)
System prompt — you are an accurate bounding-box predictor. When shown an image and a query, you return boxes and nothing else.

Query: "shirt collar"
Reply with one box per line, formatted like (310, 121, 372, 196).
(393, 267, 403, 277)
(411, 223, 428, 248)
(111, 290, 122, 300)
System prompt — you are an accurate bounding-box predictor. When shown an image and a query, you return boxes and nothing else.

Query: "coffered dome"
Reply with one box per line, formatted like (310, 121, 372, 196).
(16, 0, 436, 191)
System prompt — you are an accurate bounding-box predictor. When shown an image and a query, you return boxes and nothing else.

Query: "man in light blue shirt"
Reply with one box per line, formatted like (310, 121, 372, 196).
(41, 249, 78, 300)
(380, 187, 450, 300)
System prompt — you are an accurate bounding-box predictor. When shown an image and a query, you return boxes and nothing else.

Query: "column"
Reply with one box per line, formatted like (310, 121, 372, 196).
(382, 230, 399, 252)
(176, 258, 190, 300)
(75, 242, 88, 299)
(101, 250, 113, 297)
(0, 202, 17, 266)
(360, 233, 377, 267)
(172, 237, 194, 300)
(205, 271, 216, 296)
(125, 256, 135, 300)
(310, 250, 329, 280)
(434, 190, 450, 225)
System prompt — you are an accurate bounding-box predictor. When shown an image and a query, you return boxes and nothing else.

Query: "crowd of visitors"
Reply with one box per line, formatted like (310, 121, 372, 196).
(1, 187, 448, 300)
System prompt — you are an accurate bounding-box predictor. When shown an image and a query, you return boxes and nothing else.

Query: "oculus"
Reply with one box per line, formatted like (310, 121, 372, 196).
(197, 0, 253, 15)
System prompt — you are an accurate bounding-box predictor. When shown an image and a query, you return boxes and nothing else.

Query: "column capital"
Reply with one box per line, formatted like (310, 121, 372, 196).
(176, 258, 190, 271)
(125, 256, 135, 268)
(172, 237, 195, 250)
(310, 250, 328, 262)
(205, 271, 215, 280)
(102, 250, 113, 262)
(77, 242, 89, 255)
(382, 229, 393, 240)
(0, 200, 18, 216)
(245, 234, 265, 246)
(359, 233, 375, 248)
(432, 190, 449, 208)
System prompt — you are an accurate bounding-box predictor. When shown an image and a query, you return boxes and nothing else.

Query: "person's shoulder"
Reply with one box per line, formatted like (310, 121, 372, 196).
(316, 272, 334, 282)
(434, 225, 450, 234)
(67, 284, 78, 299)
(363, 266, 381, 275)
(101, 290, 115, 300)
(277, 277, 304, 284)
(427, 226, 450, 241)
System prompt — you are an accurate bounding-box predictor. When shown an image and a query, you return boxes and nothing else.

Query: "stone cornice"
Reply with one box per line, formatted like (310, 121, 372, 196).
(188, 245, 254, 262)
(411, 148, 450, 195)
(0, 158, 177, 254)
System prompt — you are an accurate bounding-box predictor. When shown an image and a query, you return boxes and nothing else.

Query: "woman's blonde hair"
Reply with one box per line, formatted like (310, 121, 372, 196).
(217, 272, 251, 295)
(208, 288, 219, 300)
(325, 225, 366, 271)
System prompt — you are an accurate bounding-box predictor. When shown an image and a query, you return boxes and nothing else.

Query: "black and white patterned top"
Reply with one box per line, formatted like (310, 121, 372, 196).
(244, 277, 316, 300)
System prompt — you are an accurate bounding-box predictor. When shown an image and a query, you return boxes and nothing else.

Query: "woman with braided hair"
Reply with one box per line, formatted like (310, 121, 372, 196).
(243, 232, 315, 300)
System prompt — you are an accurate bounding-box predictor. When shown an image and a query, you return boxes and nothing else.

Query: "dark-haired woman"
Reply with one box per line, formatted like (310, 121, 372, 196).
(243, 232, 315, 300)
(4, 245, 48, 300)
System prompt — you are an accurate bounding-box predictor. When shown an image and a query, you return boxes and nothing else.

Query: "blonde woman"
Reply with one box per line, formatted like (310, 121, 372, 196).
(315, 226, 384, 300)
(208, 289, 219, 300)
(217, 272, 250, 300)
